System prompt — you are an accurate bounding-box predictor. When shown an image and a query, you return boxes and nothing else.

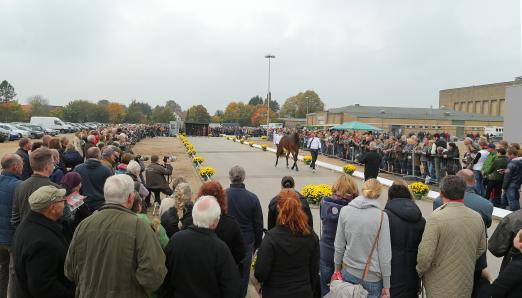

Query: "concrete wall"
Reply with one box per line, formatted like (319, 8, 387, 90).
(505, 85, 522, 143)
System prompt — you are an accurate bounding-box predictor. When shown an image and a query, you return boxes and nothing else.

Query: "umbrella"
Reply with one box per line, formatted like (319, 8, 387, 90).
(330, 121, 382, 131)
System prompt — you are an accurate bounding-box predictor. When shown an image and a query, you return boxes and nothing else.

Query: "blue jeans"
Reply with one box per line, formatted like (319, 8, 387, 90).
(342, 270, 383, 298)
(473, 170, 485, 197)
(319, 261, 334, 297)
(240, 243, 254, 298)
(506, 184, 521, 211)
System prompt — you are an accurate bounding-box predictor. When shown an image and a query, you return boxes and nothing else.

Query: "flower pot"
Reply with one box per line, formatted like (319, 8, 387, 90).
(414, 193, 423, 200)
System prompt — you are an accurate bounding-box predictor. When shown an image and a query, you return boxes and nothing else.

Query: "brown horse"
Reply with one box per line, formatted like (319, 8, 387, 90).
(275, 132, 300, 171)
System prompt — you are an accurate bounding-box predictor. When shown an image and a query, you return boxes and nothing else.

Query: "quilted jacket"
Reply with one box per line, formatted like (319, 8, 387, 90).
(416, 202, 486, 297)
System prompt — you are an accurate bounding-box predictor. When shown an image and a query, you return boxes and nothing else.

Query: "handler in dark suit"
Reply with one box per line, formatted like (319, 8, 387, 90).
(359, 142, 382, 180)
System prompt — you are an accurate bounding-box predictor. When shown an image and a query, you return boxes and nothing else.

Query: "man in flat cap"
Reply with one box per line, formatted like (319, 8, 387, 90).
(13, 185, 74, 298)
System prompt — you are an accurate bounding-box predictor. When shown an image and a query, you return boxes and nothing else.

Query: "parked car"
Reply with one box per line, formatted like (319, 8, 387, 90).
(0, 127, 9, 142)
(0, 123, 30, 139)
(22, 124, 58, 136)
(14, 124, 44, 139)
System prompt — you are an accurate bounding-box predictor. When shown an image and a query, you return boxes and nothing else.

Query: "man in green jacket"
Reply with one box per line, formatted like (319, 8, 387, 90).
(484, 148, 509, 207)
(64, 174, 167, 298)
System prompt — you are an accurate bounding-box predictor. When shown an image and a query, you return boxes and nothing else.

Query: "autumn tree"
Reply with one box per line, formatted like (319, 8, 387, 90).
(211, 110, 224, 123)
(0, 101, 26, 122)
(27, 95, 50, 116)
(49, 107, 64, 119)
(106, 102, 127, 123)
(185, 105, 211, 123)
(251, 105, 277, 126)
(0, 80, 17, 103)
(223, 102, 241, 123)
(280, 90, 324, 118)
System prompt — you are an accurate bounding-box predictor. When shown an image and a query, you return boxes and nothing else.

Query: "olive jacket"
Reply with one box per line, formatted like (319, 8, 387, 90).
(64, 204, 167, 298)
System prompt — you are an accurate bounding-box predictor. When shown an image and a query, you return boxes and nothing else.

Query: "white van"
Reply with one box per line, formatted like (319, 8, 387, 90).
(30, 117, 71, 133)
(484, 126, 504, 138)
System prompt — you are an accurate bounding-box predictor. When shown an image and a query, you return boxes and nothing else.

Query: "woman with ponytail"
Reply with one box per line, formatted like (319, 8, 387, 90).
(255, 189, 319, 298)
(267, 176, 313, 230)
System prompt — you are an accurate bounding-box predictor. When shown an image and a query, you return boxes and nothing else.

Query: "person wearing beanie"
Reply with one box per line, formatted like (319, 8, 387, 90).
(13, 185, 74, 298)
(267, 176, 313, 231)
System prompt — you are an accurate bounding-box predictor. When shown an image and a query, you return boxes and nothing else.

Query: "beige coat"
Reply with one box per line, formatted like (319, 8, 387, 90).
(416, 202, 486, 297)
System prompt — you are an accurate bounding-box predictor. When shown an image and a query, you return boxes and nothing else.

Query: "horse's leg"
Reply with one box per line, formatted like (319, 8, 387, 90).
(275, 153, 279, 167)
(293, 152, 299, 171)
(286, 151, 290, 168)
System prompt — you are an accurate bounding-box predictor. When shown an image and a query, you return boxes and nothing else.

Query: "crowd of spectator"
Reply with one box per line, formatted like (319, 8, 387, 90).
(1, 124, 522, 298)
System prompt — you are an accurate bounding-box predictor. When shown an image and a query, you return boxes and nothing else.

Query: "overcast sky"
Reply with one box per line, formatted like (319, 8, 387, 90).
(1, 0, 520, 113)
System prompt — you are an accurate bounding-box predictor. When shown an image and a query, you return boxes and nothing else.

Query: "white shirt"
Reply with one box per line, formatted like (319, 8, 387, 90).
(274, 133, 282, 145)
(308, 137, 322, 150)
(472, 149, 489, 171)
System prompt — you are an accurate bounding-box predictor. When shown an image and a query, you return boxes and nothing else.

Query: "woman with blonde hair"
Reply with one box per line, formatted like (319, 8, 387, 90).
(160, 182, 193, 237)
(319, 174, 359, 296)
(333, 179, 392, 298)
(255, 189, 319, 297)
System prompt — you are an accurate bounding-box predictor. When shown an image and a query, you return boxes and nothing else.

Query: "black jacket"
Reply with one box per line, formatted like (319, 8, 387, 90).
(503, 158, 522, 189)
(73, 159, 112, 212)
(215, 214, 246, 272)
(226, 183, 263, 248)
(267, 191, 313, 230)
(62, 150, 84, 170)
(384, 198, 426, 298)
(13, 211, 74, 298)
(160, 204, 193, 238)
(160, 226, 240, 298)
(359, 150, 381, 180)
(16, 148, 32, 180)
(254, 225, 319, 298)
(491, 254, 522, 298)
(12, 175, 58, 228)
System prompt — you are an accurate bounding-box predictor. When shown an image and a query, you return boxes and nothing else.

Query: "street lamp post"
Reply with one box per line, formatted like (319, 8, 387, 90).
(306, 96, 310, 115)
(265, 54, 275, 128)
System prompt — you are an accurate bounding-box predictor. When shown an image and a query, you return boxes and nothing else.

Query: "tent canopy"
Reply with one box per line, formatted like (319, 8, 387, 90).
(330, 121, 382, 131)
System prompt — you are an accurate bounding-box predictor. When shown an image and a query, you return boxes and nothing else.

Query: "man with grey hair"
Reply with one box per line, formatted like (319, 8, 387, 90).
(14, 185, 74, 297)
(358, 141, 382, 180)
(65, 174, 167, 297)
(226, 165, 263, 297)
(73, 147, 112, 212)
(0, 154, 23, 297)
(417, 175, 486, 297)
(12, 147, 58, 228)
(162, 196, 240, 297)
(82, 134, 96, 157)
(100, 146, 118, 174)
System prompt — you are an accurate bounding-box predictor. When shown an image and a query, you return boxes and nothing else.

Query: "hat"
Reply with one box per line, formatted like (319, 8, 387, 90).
(60, 172, 82, 190)
(29, 185, 66, 210)
(487, 143, 496, 149)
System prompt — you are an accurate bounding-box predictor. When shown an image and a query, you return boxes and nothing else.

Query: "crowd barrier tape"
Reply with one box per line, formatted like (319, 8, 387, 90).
(224, 135, 510, 220)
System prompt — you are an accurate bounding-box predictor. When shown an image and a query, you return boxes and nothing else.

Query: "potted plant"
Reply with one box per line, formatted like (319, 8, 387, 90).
(300, 184, 333, 206)
(343, 164, 356, 176)
(199, 166, 216, 181)
(409, 182, 429, 200)
(261, 144, 267, 151)
(303, 156, 312, 165)
(192, 156, 204, 165)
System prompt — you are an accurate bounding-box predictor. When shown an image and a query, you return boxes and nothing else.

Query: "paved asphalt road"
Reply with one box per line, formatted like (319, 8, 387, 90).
(188, 136, 503, 278)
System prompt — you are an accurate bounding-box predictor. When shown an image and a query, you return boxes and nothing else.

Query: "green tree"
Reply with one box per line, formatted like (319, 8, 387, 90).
(27, 95, 50, 116)
(248, 95, 263, 106)
(49, 107, 64, 119)
(280, 90, 324, 118)
(185, 105, 211, 123)
(98, 99, 110, 106)
(129, 100, 152, 117)
(63, 100, 106, 122)
(223, 102, 241, 123)
(238, 102, 255, 126)
(0, 80, 17, 103)
(264, 97, 280, 112)
(151, 106, 176, 123)
(165, 100, 183, 115)
(211, 110, 224, 123)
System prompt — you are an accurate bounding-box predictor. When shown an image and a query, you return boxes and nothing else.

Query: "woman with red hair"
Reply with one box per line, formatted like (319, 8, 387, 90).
(255, 189, 319, 298)
(197, 181, 245, 274)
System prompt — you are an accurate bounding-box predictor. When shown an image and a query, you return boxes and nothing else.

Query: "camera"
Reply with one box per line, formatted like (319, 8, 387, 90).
(163, 155, 176, 163)
(135, 155, 149, 162)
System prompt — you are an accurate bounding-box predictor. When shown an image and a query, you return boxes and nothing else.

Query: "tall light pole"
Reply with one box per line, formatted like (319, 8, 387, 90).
(265, 54, 275, 128)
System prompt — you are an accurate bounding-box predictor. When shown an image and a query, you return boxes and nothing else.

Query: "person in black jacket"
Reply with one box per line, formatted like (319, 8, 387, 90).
(15, 138, 32, 180)
(197, 181, 245, 275)
(358, 142, 382, 180)
(491, 229, 522, 297)
(384, 180, 425, 298)
(161, 196, 240, 298)
(13, 185, 74, 298)
(255, 189, 319, 298)
(267, 176, 313, 230)
(226, 165, 263, 297)
(62, 144, 84, 170)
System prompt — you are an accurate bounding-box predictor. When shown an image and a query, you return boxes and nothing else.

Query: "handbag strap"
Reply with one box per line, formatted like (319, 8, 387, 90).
(361, 211, 384, 282)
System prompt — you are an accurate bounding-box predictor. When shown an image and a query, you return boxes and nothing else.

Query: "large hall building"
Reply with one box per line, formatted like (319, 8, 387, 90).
(439, 78, 522, 116)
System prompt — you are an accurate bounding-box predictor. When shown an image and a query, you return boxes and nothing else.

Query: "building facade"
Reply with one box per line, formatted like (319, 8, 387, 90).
(306, 105, 503, 139)
(439, 79, 522, 116)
